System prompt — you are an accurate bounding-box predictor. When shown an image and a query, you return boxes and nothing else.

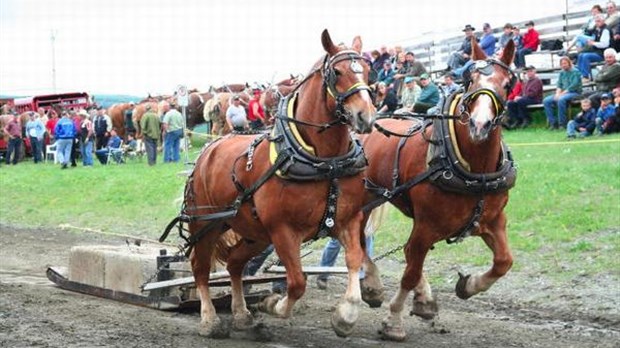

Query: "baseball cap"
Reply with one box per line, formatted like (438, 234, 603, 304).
(525, 65, 536, 70)
(525, 20, 534, 26)
(419, 73, 430, 80)
(601, 93, 612, 100)
(404, 76, 414, 83)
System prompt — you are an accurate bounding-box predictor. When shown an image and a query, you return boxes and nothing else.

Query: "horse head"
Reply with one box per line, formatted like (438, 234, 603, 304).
(461, 39, 516, 142)
(319, 29, 375, 133)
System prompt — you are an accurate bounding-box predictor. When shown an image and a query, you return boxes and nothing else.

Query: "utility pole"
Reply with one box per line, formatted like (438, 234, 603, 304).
(51, 29, 57, 93)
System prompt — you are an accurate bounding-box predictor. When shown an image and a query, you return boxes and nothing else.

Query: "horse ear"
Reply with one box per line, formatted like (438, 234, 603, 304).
(321, 29, 338, 56)
(351, 35, 362, 53)
(500, 39, 515, 66)
(470, 37, 487, 61)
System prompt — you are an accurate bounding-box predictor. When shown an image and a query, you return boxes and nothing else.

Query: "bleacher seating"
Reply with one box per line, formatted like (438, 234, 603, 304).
(396, 5, 605, 125)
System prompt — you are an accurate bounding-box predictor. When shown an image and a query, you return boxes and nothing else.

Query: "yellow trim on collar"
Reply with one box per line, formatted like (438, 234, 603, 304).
(447, 94, 471, 171)
(269, 93, 316, 170)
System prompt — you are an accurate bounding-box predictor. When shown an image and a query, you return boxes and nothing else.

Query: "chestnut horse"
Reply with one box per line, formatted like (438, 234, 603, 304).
(131, 101, 160, 139)
(186, 92, 213, 129)
(361, 39, 518, 341)
(260, 77, 299, 123)
(107, 103, 134, 139)
(180, 30, 375, 338)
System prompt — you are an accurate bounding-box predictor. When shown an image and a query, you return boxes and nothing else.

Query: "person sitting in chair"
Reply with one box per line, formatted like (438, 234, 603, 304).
(95, 129, 122, 165)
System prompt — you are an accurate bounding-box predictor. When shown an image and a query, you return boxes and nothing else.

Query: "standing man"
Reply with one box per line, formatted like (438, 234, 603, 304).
(53, 111, 77, 169)
(139, 104, 160, 166)
(3, 112, 22, 165)
(25, 112, 45, 163)
(543, 57, 582, 129)
(506, 65, 543, 128)
(161, 102, 184, 163)
(226, 95, 247, 132)
(247, 88, 266, 130)
(93, 106, 112, 150)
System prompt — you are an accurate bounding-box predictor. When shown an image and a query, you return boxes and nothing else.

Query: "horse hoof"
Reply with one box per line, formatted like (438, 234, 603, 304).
(410, 299, 438, 320)
(455, 272, 473, 300)
(379, 322, 407, 342)
(198, 317, 230, 339)
(232, 311, 254, 331)
(361, 283, 385, 308)
(257, 293, 282, 315)
(331, 310, 356, 337)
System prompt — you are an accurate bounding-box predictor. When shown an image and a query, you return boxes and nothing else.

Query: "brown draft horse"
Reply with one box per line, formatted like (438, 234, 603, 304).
(260, 78, 299, 123)
(107, 103, 134, 139)
(131, 101, 160, 139)
(182, 29, 375, 338)
(186, 92, 213, 129)
(361, 39, 518, 341)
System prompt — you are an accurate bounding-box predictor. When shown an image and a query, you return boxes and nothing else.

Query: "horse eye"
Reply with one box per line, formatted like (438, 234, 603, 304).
(333, 68, 342, 76)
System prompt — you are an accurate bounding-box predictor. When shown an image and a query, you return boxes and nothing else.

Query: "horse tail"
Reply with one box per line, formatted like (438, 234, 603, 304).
(212, 229, 242, 264)
(365, 203, 388, 237)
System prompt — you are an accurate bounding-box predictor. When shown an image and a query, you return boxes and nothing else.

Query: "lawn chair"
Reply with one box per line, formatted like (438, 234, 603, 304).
(106, 140, 124, 165)
(45, 143, 59, 164)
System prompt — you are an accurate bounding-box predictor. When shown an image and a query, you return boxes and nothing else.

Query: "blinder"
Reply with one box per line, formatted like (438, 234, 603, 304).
(322, 50, 371, 123)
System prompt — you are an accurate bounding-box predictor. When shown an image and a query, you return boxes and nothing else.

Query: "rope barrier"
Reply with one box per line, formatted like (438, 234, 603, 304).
(58, 223, 176, 247)
(509, 137, 620, 147)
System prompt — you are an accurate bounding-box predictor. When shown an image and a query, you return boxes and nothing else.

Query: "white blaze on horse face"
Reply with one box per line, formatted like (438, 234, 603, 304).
(470, 79, 496, 134)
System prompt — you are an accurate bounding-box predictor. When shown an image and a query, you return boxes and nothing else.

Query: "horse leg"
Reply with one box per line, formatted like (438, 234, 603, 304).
(331, 213, 365, 337)
(226, 240, 269, 331)
(381, 227, 436, 342)
(360, 255, 385, 308)
(190, 225, 229, 338)
(258, 231, 304, 318)
(455, 214, 513, 299)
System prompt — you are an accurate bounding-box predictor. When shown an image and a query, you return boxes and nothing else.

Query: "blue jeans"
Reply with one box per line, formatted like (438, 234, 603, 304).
(5, 138, 21, 165)
(515, 48, 534, 68)
(317, 235, 375, 281)
(163, 129, 182, 163)
(543, 92, 579, 127)
(453, 60, 474, 78)
(56, 138, 73, 165)
(566, 120, 591, 137)
(507, 97, 538, 123)
(577, 52, 603, 79)
(144, 136, 157, 165)
(81, 140, 94, 166)
(29, 136, 42, 163)
(242, 244, 286, 292)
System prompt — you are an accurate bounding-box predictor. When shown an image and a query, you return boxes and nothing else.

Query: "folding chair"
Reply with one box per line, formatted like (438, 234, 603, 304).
(45, 143, 59, 164)
(107, 140, 124, 165)
(125, 139, 145, 162)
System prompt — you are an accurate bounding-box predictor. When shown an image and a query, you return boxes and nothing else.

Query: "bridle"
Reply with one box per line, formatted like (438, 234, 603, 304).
(274, 49, 372, 131)
(459, 58, 517, 127)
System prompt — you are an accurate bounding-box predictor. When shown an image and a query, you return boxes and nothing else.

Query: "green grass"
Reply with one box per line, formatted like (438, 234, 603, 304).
(1, 130, 619, 287)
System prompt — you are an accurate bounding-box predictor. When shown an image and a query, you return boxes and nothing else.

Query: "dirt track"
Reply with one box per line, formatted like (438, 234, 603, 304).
(1, 224, 618, 348)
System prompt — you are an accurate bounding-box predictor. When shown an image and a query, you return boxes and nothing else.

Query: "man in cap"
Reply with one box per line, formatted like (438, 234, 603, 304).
(93, 105, 112, 150)
(25, 111, 46, 163)
(446, 24, 479, 71)
(139, 104, 161, 166)
(247, 88, 266, 130)
(480, 23, 497, 56)
(588, 48, 620, 108)
(497, 23, 515, 55)
(3, 112, 22, 165)
(395, 76, 421, 113)
(414, 74, 440, 114)
(515, 21, 540, 68)
(506, 65, 543, 129)
(226, 95, 247, 132)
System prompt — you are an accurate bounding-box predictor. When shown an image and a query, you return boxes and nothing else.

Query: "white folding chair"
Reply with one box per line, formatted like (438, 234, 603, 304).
(45, 143, 58, 164)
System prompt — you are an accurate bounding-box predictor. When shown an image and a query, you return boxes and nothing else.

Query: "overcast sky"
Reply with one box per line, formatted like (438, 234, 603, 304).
(0, 0, 592, 97)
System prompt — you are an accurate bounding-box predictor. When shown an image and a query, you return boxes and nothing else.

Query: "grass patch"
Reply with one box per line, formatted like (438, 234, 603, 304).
(1, 130, 619, 289)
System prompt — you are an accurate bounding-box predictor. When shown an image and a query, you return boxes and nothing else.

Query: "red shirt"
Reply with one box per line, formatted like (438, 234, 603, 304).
(523, 28, 540, 51)
(247, 99, 265, 122)
(46, 118, 59, 135)
(4, 118, 21, 138)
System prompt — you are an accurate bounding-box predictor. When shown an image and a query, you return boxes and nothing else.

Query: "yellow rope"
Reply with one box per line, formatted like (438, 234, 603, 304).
(510, 138, 620, 147)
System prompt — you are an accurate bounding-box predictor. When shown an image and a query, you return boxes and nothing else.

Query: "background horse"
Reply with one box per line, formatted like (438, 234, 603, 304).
(131, 101, 160, 139)
(361, 39, 517, 341)
(183, 29, 375, 338)
(260, 78, 299, 123)
(202, 92, 252, 136)
(186, 91, 213, 129)
(107, 103, 134, 139)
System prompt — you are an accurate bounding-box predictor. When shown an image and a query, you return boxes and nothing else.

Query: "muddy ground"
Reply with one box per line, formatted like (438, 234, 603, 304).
(0, 223, 618, 348)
